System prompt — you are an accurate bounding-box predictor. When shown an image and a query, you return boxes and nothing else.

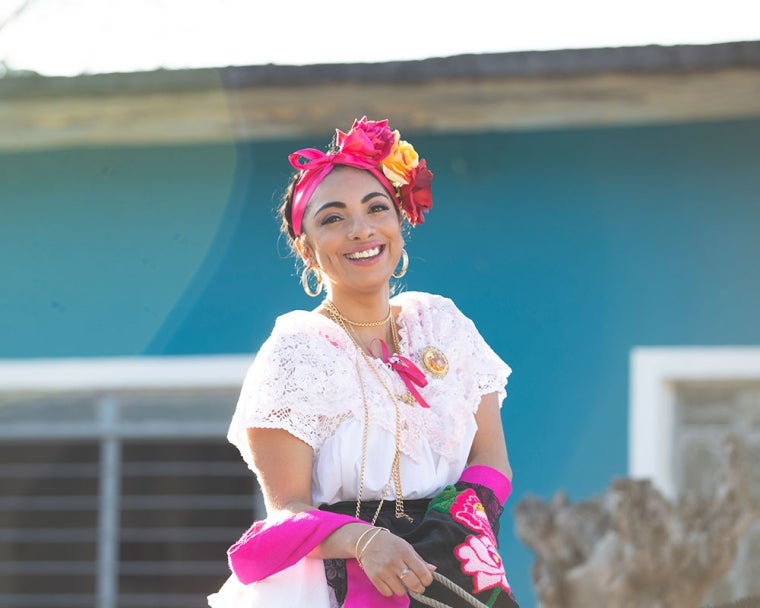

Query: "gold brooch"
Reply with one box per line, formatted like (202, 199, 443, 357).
(421, 346, 448, 378)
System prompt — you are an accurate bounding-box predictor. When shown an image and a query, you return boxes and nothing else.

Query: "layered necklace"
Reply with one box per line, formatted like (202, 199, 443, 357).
(324, 300, 430, 408)
(323, 299, 430, 523)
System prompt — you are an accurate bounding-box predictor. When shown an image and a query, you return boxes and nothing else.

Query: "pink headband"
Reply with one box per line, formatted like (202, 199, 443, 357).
(288, 117, 433, 236)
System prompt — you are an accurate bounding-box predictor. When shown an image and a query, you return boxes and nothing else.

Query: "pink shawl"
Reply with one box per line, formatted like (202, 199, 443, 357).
(227, 509, 409, 607)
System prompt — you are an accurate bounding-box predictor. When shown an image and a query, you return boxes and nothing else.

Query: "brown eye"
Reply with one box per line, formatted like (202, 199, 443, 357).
(320, 214, 342, 226)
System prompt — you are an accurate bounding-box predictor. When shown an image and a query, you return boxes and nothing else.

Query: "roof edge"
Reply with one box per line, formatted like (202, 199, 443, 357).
(1, 40, 759, 95)
(221, 40, 760, 89)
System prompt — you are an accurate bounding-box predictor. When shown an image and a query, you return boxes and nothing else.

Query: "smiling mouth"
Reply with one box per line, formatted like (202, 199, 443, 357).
(345, 245, 383, 260)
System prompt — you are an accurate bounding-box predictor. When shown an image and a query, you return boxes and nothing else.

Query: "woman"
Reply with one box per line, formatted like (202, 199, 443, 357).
(208, 117, 519, 608)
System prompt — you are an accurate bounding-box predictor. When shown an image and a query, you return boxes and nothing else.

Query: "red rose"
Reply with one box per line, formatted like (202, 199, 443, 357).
(336, 117, 394, 162)
(400, 159, 433, 225)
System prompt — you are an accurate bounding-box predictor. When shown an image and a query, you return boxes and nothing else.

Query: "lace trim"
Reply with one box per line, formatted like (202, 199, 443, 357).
(230, 292, 510, 465)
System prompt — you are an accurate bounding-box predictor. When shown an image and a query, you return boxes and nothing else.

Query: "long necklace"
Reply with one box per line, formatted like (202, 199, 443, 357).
(324, 300, 426, 408)
(325, 301, 412, 523)
(388, 313, 415, 406)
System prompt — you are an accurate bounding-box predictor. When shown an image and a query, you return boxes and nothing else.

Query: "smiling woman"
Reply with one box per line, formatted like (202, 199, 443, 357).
(296, 167, 406, 304)
(207, 118, 519, 608)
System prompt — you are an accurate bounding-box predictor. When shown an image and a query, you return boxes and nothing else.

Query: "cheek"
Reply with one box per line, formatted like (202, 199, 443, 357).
(307, 235, 341, 264)
(387, 221, 404, 243)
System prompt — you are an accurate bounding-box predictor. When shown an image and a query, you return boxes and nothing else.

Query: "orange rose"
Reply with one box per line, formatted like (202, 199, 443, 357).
(381, 131, 419, 185)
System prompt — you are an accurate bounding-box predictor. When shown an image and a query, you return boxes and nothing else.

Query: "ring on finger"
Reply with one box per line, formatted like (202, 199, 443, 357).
(399, 567, 410, 579)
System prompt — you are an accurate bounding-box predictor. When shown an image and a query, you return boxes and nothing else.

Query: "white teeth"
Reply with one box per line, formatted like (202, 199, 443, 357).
(346, 246, 381, 260)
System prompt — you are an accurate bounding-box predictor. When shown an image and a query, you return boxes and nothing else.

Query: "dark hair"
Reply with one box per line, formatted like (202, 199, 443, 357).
(278, 172, 300, 244)
(279, 133, 348, 246)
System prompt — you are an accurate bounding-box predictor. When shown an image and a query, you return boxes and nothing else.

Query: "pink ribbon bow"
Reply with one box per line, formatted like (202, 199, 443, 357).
(373, 339, 430, 408)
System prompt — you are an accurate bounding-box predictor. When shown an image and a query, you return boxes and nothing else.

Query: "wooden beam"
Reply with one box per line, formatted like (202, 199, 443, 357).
(2, 45, 759, 150)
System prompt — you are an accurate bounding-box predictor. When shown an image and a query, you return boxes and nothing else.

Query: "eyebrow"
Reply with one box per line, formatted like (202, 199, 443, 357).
(312, 191, 391, 216)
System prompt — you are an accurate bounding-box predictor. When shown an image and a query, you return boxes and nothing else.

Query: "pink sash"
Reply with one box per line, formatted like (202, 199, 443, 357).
(227, 509, 409, 607)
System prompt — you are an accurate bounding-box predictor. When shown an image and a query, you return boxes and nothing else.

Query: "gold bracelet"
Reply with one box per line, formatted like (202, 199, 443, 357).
(354, 526, 377, 561)
(357, 527, 389, 569)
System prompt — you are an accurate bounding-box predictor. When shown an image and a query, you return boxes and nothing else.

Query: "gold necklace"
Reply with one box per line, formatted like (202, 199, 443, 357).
(326, 305, 412, 523)
(325, 299, 414, 406)
(324, 300, 392, 327)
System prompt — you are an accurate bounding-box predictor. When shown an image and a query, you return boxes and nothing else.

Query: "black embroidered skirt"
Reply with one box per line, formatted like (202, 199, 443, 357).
(319, 482, 519, 608)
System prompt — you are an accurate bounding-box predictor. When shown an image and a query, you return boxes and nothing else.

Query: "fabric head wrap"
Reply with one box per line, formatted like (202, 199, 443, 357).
(288, 117, 433, 236)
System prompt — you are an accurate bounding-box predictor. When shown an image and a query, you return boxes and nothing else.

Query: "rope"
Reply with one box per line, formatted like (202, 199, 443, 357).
(408, 571, 489, 608)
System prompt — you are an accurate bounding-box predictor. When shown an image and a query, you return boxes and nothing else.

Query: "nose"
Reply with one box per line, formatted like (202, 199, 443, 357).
(348, 214, 374, 240)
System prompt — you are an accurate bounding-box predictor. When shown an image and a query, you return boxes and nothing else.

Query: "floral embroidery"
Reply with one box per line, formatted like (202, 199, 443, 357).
(451, 489, 496, 543)
(427, 485, 459, 514)
(455, 534, 512, 595)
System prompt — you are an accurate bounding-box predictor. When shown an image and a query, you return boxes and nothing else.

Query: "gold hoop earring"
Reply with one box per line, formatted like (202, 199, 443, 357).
(301, 266, 323, 297)
(392, 249, 409, 279)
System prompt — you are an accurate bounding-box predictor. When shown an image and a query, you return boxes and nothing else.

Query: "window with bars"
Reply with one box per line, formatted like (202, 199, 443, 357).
(0, 356, 259, 608)
(674, 381, 760, 603)
(630, 348, 760, 605)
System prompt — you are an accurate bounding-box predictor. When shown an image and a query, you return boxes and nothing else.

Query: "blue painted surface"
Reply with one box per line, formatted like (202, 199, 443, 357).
(2, 118, 760, 605)
(0, 144, 238, 356)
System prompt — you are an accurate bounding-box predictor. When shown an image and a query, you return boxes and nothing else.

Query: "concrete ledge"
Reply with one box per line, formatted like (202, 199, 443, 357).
(1, 41, 759, 150)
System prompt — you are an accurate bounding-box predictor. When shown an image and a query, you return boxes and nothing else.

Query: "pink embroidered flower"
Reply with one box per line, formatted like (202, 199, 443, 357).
(455, 534, 512, 594)
(451, 489, 495, 543)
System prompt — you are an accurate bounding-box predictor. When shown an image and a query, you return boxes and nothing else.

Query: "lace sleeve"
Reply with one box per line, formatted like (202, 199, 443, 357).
(433, 295, 512, 410)
(226, 313, 355, 472)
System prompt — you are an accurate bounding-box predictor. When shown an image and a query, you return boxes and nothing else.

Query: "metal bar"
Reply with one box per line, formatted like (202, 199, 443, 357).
(0, 528, 97, 542)
(0, 561, 96, 575)
(96, 396, 120, 608)
(0, 593, 96, 608)
(118, 561, 224, 575)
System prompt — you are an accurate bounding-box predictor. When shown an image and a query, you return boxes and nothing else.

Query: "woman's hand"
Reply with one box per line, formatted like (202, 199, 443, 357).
(355, 527, 435, 597)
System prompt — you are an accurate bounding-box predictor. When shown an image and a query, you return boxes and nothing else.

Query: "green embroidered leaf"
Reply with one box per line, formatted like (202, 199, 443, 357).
(426, 485, 460, 513)
(486, 586, 502, 607)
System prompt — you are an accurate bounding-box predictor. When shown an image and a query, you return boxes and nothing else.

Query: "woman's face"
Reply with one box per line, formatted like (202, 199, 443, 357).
(297, 166, 404, 299)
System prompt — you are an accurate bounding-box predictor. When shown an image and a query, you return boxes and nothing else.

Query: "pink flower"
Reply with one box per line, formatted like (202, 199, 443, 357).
(455, 534, 512, 594)
(451, 489, 495, 542)
(335, 117, 395, 162)
(329, 116, 434, 227)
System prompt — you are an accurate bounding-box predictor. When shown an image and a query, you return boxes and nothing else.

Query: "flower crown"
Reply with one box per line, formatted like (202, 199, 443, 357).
(288, 117, 433, 236)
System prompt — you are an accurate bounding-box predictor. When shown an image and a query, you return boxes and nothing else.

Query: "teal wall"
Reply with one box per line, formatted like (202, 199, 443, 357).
(3, 117, 760, 605)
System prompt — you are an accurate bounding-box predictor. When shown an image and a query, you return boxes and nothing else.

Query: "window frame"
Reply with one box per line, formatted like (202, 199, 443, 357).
(629, 346, 760, 499)
(0, 355, 253, 608)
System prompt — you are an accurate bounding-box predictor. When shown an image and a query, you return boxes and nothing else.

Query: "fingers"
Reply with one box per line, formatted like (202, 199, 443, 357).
(398, 560, 436, 594)
(358, 532, 434, 596)
(366, 561, 415, 597)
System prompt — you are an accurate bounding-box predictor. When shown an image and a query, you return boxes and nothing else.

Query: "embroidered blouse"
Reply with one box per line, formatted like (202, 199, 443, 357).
(228, 291, 511, 506)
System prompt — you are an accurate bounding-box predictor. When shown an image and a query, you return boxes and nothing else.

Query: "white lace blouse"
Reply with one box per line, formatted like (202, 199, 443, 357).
(228, 291, 511, 507)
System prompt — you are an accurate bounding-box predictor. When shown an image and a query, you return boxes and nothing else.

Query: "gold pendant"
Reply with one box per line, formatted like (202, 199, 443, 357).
(399, 391, 416, 406)
(421, 346, 448, 378)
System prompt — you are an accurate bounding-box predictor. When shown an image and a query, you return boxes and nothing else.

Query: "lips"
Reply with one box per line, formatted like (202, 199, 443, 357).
(345, 245, 384, 260)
